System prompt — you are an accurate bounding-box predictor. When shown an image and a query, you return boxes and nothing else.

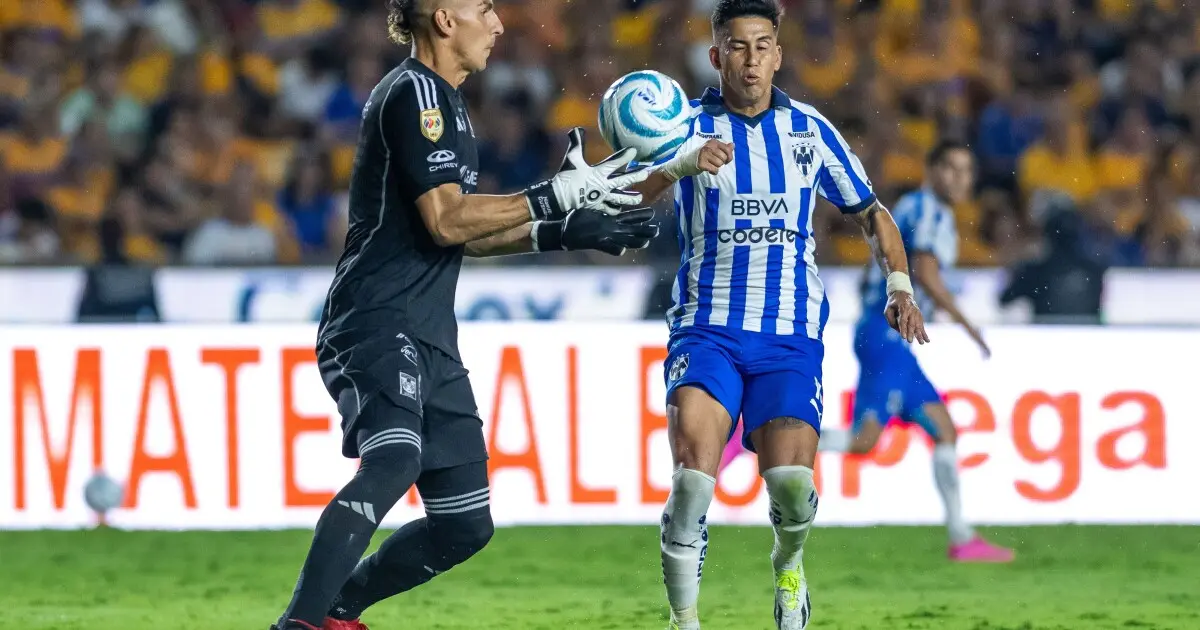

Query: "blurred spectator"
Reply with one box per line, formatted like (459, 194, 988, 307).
(109, 186, 167, 264)
(481, 31, 556, 113)
(1000, 210, 1106, 324)
(256, 0, 343, 59)
(278, 45, 340, 124)
(976, 87, 1042, 192)
(0, 107, 68, 203)
(45, 157, 109, 261)
(59, 59, 147, 160)
(1018, 95, 1096, 207)
(277, 152, 338, 261)
(323, 52, 378, 132)
(140, 150, 203, 252)
(0, 198, 59, 263)
(323, 51, 379, 186)
(1135, 165, 1196, 266)
(79, 0, 143, 45)
(479, 97, 550, 193)
(545, 49, 617, 163)
(184, 166, 278, 265)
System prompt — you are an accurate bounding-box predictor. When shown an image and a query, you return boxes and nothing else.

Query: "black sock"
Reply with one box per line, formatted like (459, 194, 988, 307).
(281, 444, 420, 626)
(329, 462, 494, 620)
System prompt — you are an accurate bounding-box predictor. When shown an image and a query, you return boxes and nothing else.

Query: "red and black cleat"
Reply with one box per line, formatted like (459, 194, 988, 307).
(273, 616, 367, 629)
(271, 620, 321, 630)
(322, 617, 369, 630)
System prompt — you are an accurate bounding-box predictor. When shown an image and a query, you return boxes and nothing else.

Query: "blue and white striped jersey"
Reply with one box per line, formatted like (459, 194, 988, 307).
(651, 87, 876, 339)
(861, 188, 959, 319)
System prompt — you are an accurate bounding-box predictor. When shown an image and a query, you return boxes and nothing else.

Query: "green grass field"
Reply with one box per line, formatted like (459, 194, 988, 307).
(4, 525, 1197, 630)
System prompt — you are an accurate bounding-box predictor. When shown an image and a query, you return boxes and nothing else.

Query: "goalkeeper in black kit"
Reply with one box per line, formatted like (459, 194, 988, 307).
(270, 1, 656, 629)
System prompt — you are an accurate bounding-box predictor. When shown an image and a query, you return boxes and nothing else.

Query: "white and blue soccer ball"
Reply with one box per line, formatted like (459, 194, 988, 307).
(84, 470, 124, 515)
(599, 70, 691, 163)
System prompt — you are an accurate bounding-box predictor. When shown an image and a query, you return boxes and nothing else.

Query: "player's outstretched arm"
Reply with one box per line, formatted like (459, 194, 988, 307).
(417, 184, 539, 247)
(629, 139, 734, 202)
(912, 253, 990, 357)
(463, 223, 535, 257)
(415, 128, 648, 247)
(853, 201, 930, 344)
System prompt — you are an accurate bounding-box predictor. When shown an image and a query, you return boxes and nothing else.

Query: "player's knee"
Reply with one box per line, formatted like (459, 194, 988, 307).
(430, 508, 494, 566)
(763, 466, 818, 526)
(935, 415, 958, 444)
(355, 441, 422, 507)
(662, 468, 716, 535)
(849, 415, 883, 455)
(849, 429, 879, 455)
(667, 399, 729, 476)
(917, 403, 957, 445)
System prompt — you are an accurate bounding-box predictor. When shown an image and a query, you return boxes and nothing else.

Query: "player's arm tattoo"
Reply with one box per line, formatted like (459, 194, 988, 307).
(464, 224, 535, 257)
(767, 417, 810, 429)
(853, 200, 910, 277)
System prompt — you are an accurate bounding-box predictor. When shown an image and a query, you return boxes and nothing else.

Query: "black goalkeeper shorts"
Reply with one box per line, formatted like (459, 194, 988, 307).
(317, 332, 488, 471)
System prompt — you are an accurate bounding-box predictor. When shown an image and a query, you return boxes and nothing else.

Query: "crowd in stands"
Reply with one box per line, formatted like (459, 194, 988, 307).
(0, 0, 1198, 268)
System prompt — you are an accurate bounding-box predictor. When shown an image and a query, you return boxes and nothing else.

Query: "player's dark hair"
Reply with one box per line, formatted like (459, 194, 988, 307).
(711, 0, 783, 32)
(387, 0, 417, 46)
(926, 139, 972, 166)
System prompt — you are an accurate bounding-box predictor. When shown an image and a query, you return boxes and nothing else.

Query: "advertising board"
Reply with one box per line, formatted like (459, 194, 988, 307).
(1, 323, 1188, 529)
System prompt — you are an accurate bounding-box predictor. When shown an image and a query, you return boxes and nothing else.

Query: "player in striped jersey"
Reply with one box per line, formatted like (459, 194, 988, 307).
(629, 2, 929, 628)
(820, 141, 1015, 563)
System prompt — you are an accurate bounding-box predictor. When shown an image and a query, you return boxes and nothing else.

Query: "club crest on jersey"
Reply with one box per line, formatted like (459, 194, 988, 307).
(668, 353, 689, 383)
(421, 108, 444, 142)
(792, 143, 815, 176)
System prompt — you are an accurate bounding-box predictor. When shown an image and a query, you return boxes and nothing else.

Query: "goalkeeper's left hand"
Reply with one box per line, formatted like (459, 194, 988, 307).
(523, 128, 650, 221)
(533, 207, 659, 256)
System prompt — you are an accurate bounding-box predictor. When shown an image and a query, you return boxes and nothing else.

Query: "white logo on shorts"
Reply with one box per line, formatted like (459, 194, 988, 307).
(810, 377, 824, 420)
(399, 372, 419, 401)
(397, 332, 418, 366)
(668, 353, 689, 383)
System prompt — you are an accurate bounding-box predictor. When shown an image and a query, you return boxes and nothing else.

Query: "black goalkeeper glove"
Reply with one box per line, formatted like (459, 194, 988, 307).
(533, 207, 660, 256)
(524, 128, 649, 221)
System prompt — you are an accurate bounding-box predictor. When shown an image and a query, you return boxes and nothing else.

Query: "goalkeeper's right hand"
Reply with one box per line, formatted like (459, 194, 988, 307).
(658, 139, 734, 182)
(532, 207, 659, 256)
(524, 128, 649, 221)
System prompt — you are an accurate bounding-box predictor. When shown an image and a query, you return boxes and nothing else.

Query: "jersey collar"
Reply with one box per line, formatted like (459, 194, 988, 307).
(699, 86, 792, 126)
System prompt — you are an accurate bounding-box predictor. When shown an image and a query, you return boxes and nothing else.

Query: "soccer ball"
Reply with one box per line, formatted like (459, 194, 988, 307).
(598, 70, 691, 163)
(84, 471, 124, 515)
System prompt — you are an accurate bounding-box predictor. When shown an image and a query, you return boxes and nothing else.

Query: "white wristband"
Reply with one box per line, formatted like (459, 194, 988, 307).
(886, 271, 913, 297)
(530, 221, 542, 252)
(657, 145, 703, 182)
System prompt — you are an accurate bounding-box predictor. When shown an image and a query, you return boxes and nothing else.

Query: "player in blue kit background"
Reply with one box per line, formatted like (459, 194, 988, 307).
(629, 1, 929, 628)
(819, 141, 1016, 563)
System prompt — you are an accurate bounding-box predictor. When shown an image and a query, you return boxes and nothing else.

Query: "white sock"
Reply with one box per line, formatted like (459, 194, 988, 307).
(817, 428, 850, 453)
(933, 443, 974, 545)
(660, 468, 716, 621)
(762, 466, 818, 573)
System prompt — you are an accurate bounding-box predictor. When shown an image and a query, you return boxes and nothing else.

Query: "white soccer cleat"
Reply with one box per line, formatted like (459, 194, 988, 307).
(667, 609, 701, 630)
(773, 568, 811, 630)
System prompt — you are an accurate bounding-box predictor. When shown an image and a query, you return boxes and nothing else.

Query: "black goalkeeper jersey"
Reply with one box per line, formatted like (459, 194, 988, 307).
(318, 58, 480, 360)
